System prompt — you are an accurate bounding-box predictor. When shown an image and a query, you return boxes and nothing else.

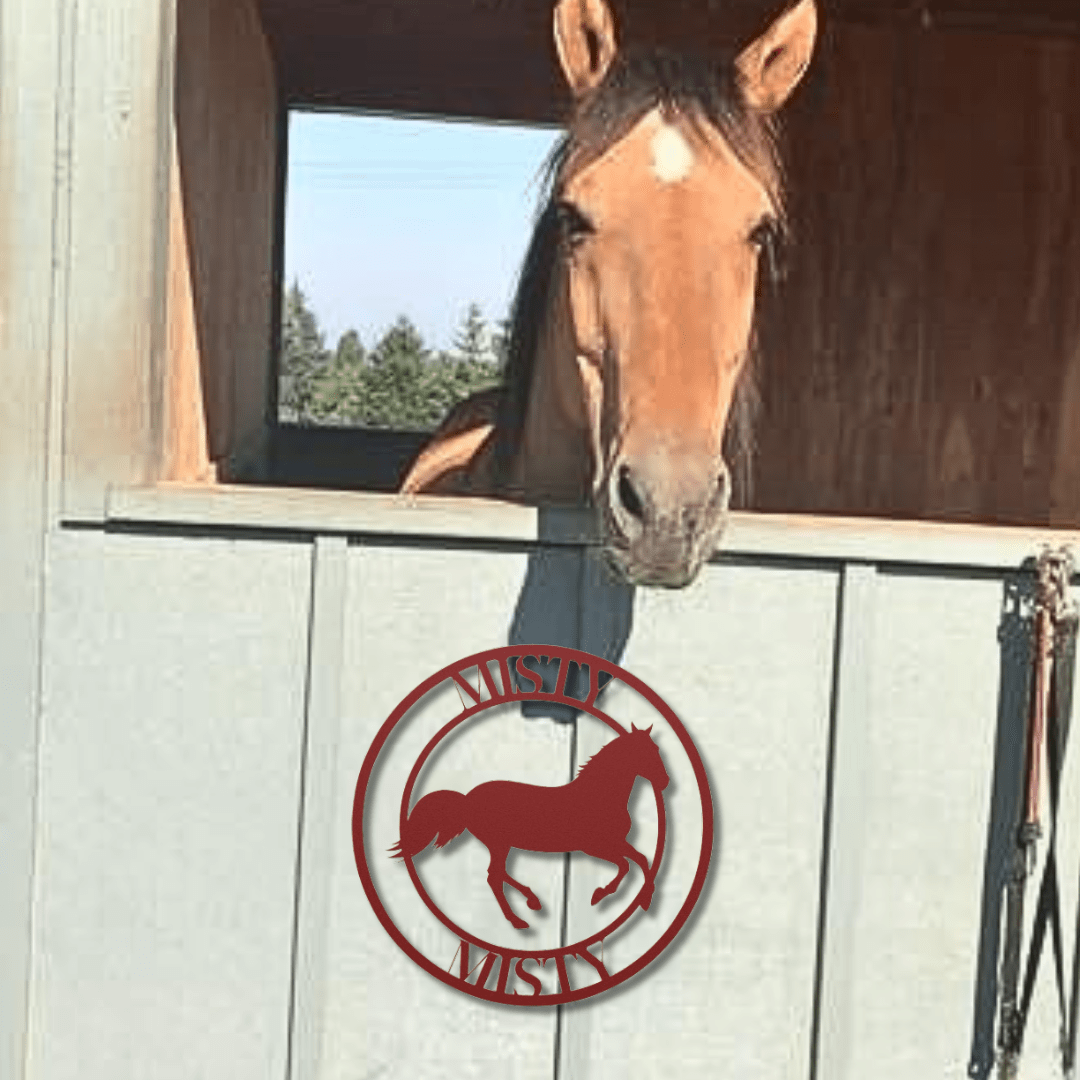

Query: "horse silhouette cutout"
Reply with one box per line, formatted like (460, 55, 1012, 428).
(391, 725, 669, 930)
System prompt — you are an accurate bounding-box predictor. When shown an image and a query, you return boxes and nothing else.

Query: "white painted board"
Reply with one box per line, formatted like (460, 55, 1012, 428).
(308, 546, 566, 1080)
(28, 530, 310, 1080)
(559, 562, 839, 1080)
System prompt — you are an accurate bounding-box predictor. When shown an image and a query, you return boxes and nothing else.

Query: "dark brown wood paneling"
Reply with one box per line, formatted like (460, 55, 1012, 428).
(257, 0, 568, 122)
(839, 0, 1080, 36)
(751, 22, 1080, 526)
(254, 1, 1080, 124)
(254, 0, 826, 121)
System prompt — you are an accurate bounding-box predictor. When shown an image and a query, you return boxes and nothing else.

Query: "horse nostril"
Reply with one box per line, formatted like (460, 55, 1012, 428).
(618, 465, 646, 522)
(716, 461, 732, 508)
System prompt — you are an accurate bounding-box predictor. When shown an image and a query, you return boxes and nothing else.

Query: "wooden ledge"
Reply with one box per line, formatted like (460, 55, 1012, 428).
(98, 483, 1080, 572)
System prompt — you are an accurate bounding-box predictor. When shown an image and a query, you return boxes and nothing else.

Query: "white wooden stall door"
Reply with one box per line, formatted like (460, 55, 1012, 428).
(25, 507, 1080, 1080)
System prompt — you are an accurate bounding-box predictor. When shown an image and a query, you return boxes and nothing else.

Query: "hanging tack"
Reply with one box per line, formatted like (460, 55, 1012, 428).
(996, 546, 1078, 1080)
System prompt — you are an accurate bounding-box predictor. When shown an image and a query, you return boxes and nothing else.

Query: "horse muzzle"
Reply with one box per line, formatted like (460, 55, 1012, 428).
(598, 451, 731, 588)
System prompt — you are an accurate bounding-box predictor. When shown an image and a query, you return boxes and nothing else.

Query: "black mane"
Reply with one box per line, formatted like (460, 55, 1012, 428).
(494, 27, 789, 498)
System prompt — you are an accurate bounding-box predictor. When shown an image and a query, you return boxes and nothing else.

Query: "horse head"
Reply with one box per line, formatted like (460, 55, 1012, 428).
(629, 723, 669, 791)
(401, 0, 817, 588)
(546, 0, 818, 586)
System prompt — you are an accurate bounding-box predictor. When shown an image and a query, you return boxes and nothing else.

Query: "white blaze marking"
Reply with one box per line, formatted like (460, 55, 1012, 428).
(650, 124, 695, 183)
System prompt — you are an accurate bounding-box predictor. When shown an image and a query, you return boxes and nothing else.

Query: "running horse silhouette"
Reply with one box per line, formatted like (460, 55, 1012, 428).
(391, 725, 669, 929)
(403, 0, 818, 587)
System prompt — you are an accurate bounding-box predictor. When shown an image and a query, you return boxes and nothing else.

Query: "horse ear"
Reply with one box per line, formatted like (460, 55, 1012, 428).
(735, 0, 817, 114)
(553, 0, 618, 98)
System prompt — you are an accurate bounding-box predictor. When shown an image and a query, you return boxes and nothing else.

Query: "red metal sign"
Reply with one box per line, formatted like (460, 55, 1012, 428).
(353, 644, 713, 1005)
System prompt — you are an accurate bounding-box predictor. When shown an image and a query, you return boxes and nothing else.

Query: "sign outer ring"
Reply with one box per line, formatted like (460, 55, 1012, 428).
(352, 644, 714, 1006)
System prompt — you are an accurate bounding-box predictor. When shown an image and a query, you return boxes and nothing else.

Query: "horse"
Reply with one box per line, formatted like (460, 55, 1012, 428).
(402, 0, 818, 588)
(391, 724, 670, 930)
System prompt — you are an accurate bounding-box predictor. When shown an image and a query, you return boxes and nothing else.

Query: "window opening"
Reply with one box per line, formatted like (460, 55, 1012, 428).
(278, 110, 560, 439)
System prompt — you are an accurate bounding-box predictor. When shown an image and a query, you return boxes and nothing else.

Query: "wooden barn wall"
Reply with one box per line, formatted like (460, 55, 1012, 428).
(256, 0, 789, 122)
(752, 22, 1080, 526)
(166, 0, 278, 482)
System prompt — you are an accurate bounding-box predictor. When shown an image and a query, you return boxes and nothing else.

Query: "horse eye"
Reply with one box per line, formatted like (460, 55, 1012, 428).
(555, 200, 595, 249)
(748, 216, 779, 253)
(749, 216, 787, 284)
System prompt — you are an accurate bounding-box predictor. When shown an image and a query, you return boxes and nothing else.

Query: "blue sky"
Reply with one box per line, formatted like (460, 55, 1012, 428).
(283, 111, 561, 352)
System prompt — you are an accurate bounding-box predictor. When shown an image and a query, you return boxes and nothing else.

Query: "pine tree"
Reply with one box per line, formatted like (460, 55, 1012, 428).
(311, 329, 366, 424)
(361, 316, 436, 428)
(278, 290, 504, 432)
(335, 328, 364, 368)
(490, 317, 511, 370)
(279, 281, 330, 423)
(452, 303, 491, 364)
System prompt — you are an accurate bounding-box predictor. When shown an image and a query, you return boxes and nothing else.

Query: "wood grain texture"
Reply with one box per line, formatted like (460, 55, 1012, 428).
(255, 1, 1080, 120)
(750, 22, 1080, 526)
(165, 0, 277, 482)
(164, 125, 215, 482)
(60, 0, 174, 516)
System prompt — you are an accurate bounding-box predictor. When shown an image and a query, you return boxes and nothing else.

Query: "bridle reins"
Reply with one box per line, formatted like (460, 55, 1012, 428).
(996, 548, 1080, 1079)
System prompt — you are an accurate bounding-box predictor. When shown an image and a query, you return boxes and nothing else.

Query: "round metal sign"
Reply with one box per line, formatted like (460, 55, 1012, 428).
(353, 644, 713, 1005)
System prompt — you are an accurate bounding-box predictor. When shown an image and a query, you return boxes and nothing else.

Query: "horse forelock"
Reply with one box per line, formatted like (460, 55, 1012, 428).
(494, 41, 784, 493)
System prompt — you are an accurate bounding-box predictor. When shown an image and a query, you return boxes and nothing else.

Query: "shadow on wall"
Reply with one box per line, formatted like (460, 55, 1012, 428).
(968, 563, 1078, 1078)
(507, 509, 636, 722)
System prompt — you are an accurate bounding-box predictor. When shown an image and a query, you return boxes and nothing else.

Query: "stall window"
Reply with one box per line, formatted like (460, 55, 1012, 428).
(270, 110, 559, 491)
